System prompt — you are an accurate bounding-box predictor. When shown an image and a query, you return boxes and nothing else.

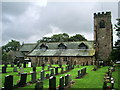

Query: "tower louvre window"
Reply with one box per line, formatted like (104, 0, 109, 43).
(99, 20, 105, 28)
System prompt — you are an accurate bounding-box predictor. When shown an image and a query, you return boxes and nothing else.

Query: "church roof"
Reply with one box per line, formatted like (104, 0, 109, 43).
(28, 41, 95, 57)
(19, 43, 37, 52)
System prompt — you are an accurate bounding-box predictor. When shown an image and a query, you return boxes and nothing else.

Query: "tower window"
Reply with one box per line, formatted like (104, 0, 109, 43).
(40, 44, 48, 50)
(99, 20, 105, 28)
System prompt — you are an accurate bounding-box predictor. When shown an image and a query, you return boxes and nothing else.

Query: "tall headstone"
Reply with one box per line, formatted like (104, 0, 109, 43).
(41, 70, 45, 80)
(48, 65, 50, 71)
(55, 67, 58, 75)
(61, 67, 64, 73)
(49, 76, 56, 90)
(13, 67, 17, 72)
(23, 62, 26, 68)
(4, 75, 13, 90)
(33, 67, 36, 72)
(31, 71, 36, 83)
(35, 81, 43, 90)
(65, 74, 69, 86)
(19, 73, 27, 87)
(50, 69, 54, 76)
(2, 66, 6, 73)
(59, 76, 64, 90)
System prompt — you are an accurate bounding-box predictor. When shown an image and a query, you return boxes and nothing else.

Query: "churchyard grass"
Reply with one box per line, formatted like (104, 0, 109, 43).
(1, 64, 67, 87)
(1, 64, 119, 89)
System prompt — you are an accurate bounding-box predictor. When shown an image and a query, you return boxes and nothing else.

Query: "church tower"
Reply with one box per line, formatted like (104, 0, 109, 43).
(94, 12, 113, 61)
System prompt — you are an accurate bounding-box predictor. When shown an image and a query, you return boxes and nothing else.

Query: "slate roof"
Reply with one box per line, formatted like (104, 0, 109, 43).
(28, 41, 95, 57)
(14, 51, 25, 57)
(19, 43, 37, 52)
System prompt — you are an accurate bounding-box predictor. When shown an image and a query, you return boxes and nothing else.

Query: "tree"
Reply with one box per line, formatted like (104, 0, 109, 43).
(2, 40, 21, 63)
(39, 33, 87, 42)
(110, 18, 120, 62)
(2, 40, 20, 53)
(69, 34, 87, 41)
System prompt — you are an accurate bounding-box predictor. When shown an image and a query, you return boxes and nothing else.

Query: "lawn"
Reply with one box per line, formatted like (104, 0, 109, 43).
(1, 64, 119, 90)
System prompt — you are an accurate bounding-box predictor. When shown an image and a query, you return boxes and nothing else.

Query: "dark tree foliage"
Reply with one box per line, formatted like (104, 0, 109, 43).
(2, 40, 20, 63)
(110, 18, 120, 62)
(38, 33, 87, 43)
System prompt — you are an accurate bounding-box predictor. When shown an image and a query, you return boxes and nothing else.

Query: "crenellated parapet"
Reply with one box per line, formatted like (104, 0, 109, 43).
(94, 12, 111, 18)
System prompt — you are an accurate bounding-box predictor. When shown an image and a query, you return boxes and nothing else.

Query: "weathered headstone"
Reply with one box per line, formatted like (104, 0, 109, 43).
(42, 64, 45, 70)
(11, 63, 14, 67)
(49, 76, 56, 90)
(59, 76, 64, 90)
(33, 67, 36, 72)
(41, 70, 45, 80)
(55, 67, 58, 75)
(48, 65, 50, 71)
(4, 75, 13, 90)
(28, 62, 31, 67)
(61, 67, 64, 73)
(23, 62, 26, 68)
(78, 70, 81, 78)
(13, 67, 17, 72)
(31, 71, 36, 83)
(35, 81, 43, 90)
(50, 69, 54, 76)
(2, 66, 6, 73)
(18, 73, 27, 87)
(19, 67, 24, 74)
(46, 74, 49, 78)
(65, 74, 69, 86)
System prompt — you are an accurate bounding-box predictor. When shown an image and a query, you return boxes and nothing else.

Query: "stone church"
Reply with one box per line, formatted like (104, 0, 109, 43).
(13, 11, 113, 66)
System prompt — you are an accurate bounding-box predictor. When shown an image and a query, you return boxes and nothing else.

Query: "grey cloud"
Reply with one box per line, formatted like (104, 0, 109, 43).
(2, 2, 118, 45)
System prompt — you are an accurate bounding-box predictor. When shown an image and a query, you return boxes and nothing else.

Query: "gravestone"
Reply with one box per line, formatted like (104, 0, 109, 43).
(33, 67, 36, 72)
(46, 74, 49, 78)
(18, 73, 27, 87)
(111, 80, 114, 89)
(19, 67, 24, 74)
(23, 62, 26, 68)
(31, 71, 36, 83)
(41, 70, 45, 80)
(4, 75, 13, 90)
(65, 74, 69, 86)
(59, 76, 64, 90)
(49, 76, 56, 90)
(48, 65, 50, 71)
(11, 63, 14, 67)
(13, 67, 18, 72)
(2, 66, 6, 73)
(42, 64, 45, 70)
(35, 81, 43, 90)
(50, 69, 54, 76)
(103, 81, 107, 90)
(55, 67, 58, 75)
(61, 67, 64, 73)
(28, 62, 31, 67)
(78, 70, 81, 78)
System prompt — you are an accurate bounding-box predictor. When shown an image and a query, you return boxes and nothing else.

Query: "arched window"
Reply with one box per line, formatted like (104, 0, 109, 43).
(78, 43, 88, 49)
(99, 20, 105, 28)
(58, 43, 67, 49)
(40, 44, 48, 50)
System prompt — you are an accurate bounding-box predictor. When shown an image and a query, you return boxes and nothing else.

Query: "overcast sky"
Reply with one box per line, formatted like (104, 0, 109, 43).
(1, 1, 118, 46)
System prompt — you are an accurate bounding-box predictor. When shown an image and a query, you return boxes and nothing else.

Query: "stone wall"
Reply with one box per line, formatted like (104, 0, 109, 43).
(94, 12, 113, 61)
(30, 56, 95, 66)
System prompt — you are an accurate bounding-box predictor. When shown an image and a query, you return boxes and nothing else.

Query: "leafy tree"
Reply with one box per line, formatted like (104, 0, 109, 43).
(2, 40, 20, 63)
(69, 34, 87, 41)
(110, 18, 120, 62)
(2, 40, 20, 53)
(39, 33, 87, 42)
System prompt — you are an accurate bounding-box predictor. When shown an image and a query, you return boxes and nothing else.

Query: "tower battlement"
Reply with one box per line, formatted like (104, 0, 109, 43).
(94, 12, 111, 17)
